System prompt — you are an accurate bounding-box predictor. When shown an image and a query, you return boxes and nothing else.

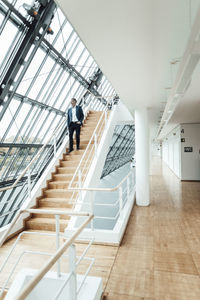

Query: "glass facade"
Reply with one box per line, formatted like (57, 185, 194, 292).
(101, 124, 135, 179)
(0, 0, 116, 227)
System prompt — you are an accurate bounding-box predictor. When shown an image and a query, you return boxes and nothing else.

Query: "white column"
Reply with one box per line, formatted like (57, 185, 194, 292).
(135, 107, 150, 206)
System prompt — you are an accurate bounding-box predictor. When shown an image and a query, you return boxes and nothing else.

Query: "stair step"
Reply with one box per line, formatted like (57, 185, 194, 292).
(57, 166, 76, 174)
(31, 207, 71, 219)
(53, 173, 74, 181)
(82, 123, 96, 128)
(60, 160, 79, 167)
(57, 167, 88, 174)
(53, 173, 86, 182)
(48, 181, 78, 189)
(89, 111, 103, 114)
(26, 217, 68, 232)
(63, 152, 91, 161)
(44, 189, 77, 198)
(38, 198, 73, 208)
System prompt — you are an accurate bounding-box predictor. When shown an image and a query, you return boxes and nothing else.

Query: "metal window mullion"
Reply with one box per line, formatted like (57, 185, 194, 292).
(1, 184, 26, 226)
(0, 187, 17, 224)
(98, 77, 107, 93)
(0, 26, 26, 81)
(0, 2, 14, 34)
(24, 50, 52, 97)
(36, 30, 75, 102)
(31, 111, 53, 143)
(77, 52, 90, 76)
(10, 103, 36, 146)
(0, 147, 13, 176)
(0, 1, 56, 122)
(28, 147, 49, 176)
(113, 127, 134, 158)
(1, 100, 24, 142)
(43, 66, 66, 107)
(13, 93, 66, 116)
(101, 80, 110, 97)
(0, 25, 46, 121)
(30, 21, 72, 103)
(50, 73, 72, 110)
(106, 127, 128, 158)
(68, 36, 80, 60)
(103, 84, 113, 98)
(12, 146, 35, 179)
(1, 147, 21, 180)
(19, 107, 44, 145)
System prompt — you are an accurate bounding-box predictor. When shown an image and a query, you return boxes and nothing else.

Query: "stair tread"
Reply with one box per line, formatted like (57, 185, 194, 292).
(45, 188, 75, 191)
(39, 197, 72, 201)
(34, 206, 71, 211)
(25, 111, 105, 231)
(27, 218, 68, 224)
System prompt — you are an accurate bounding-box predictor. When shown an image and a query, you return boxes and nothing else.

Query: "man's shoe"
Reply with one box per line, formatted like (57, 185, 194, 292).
(67, 149, 73, 154)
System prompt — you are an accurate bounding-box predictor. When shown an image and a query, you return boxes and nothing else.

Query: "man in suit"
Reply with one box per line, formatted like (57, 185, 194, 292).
(67, 98, 84, 152)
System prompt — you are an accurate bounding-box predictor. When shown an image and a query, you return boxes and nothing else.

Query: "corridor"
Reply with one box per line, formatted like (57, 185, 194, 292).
(104, 156, 200, 299)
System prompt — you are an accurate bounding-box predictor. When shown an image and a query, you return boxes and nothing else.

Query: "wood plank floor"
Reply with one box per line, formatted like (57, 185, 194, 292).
(104, 156, 200, 299)
(1, 156, 200, 299)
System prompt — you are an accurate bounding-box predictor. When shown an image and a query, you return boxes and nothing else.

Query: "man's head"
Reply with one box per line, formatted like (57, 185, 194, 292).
(71, 98, 77, 107)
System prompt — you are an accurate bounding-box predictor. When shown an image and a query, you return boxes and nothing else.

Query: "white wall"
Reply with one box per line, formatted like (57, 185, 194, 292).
(85, 101, 134, 188)
(162, 123, 200, 180)
(162, 126, 181, 178)
(180, 124, 200, 180)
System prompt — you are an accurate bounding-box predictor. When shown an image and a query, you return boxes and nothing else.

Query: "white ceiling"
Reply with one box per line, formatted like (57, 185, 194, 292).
(56, 0, 200, 136)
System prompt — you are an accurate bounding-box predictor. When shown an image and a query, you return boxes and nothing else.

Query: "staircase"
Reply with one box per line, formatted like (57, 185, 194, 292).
(25, 111, 105, 232)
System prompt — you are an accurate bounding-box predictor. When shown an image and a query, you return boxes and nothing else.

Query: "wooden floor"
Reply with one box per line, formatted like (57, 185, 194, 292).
(1, 156, 200, 299)
(104, 156, 200, 299)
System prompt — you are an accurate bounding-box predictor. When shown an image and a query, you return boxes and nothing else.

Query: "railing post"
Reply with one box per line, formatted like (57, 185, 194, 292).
(53, 134, 56, 157)
(69, 244, 77, 300)
(55, 215, 61, 278)
(127, 177, 130, 202)
(90, 191, 94, 231)
(27, 167, 31, 198)
(78, 169, 82, 202)
(132, 169, 135, 186)
(105, 110, 107, 126)
(94, 134, 97, 156)
(119, 186, 123, 219)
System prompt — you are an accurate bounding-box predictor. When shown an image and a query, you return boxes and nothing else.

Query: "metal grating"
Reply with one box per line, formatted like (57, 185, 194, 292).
(101, 124, 135, 179)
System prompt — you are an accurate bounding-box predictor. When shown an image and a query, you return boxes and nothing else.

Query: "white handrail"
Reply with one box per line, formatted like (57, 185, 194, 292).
(14, 214, 93, 300)
(68, 110, 106, 189)
(68, 169, 134, 192)
(0, 118, 66, 193)
(0, 208, 91, 247)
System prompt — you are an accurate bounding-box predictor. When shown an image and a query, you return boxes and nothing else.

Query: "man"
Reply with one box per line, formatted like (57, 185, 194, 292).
(67, 98, 84, 152)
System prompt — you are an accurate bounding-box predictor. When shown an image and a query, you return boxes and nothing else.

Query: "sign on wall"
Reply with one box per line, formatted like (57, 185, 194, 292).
(184, 147, 193, 152)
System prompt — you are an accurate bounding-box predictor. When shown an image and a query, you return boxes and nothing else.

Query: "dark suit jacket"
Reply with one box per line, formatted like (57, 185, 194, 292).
(67, 105, 84, 128)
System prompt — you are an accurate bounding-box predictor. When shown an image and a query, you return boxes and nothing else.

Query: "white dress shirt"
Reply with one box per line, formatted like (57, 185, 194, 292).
(72, 106, 78, 122)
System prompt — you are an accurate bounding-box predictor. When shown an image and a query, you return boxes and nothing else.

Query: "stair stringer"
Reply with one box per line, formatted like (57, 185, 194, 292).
(66, 102, 135, 244)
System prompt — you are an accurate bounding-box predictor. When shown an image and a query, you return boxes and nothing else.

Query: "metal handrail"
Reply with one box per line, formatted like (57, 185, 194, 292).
(68, 169, 134, 192)
(0, 208, 90, 247)
(0, 209, 93, 299)
(14, 213, 93, 300)
(68, 110, 107, 189)
(0, 92, 110, 194)
(0, 118, 67, 193)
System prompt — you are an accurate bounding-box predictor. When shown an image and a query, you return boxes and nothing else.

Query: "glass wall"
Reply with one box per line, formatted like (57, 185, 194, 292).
(0, 0, 116, 227)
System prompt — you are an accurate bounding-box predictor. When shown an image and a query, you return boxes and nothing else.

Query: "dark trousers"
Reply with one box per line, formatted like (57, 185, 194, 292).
(69, 122, 81, 151)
